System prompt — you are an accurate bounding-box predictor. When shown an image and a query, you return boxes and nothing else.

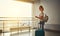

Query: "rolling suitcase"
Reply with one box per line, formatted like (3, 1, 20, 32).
(35, 29, 45, 36)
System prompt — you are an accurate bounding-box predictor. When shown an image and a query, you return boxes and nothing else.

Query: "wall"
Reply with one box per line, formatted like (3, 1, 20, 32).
(33, 0, 60, 25)
(32, 0, 60, 36)
(39, 0, 60, 36)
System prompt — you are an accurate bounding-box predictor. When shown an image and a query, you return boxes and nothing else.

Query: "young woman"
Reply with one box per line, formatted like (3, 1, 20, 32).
(35, 5, 45, 29)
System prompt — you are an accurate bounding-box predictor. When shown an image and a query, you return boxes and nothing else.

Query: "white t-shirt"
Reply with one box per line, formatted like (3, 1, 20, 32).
(39, 13, 45, 21)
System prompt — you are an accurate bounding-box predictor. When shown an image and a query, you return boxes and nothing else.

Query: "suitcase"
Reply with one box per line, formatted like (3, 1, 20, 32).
(35, 29, 45, 36)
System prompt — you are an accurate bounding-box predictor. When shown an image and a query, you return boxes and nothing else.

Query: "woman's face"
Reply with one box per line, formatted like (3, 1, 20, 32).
(39, 7, 44, 12)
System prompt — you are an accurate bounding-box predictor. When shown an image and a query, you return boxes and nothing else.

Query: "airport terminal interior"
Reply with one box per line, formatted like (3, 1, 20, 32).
(0, 0, 60, 36)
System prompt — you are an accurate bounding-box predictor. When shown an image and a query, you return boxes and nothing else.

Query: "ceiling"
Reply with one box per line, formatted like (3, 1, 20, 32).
(16, 0, 35, 3)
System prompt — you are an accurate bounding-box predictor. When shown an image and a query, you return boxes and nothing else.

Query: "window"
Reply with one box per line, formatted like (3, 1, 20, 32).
(0, 0, 33, 32)
(0, 0, 33, 17)
(0, 0, 33, 36)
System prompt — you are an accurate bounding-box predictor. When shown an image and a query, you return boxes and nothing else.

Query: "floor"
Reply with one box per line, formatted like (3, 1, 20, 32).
(0, 30, 35, 36)
(0, 30, 60, 36)
(0, 32, 32, 36)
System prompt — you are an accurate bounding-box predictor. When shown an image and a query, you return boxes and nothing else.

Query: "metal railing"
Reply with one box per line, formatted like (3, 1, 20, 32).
(0, 17, 36, 36)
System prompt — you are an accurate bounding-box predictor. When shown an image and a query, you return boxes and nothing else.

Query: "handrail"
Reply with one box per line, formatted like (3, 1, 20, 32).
(0, 17, 34, 18)
(0, 17, 36, 33)
(0, 17, 36, 21)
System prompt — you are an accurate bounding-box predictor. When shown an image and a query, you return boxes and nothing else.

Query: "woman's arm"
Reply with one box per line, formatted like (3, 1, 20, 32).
(35, 16, 43, 20)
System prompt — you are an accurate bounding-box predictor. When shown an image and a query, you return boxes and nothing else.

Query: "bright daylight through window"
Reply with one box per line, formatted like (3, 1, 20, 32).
(0, 0, 32, 17)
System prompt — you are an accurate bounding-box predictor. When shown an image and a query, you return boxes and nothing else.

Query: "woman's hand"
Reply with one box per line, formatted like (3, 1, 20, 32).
(35, 16, 38, 18)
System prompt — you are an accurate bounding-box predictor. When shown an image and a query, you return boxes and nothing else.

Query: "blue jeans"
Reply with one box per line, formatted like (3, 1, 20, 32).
(39, 21, 45, 29)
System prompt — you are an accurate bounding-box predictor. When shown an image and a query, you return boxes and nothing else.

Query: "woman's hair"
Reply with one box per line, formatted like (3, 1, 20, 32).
(39, 5, 44, 10)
